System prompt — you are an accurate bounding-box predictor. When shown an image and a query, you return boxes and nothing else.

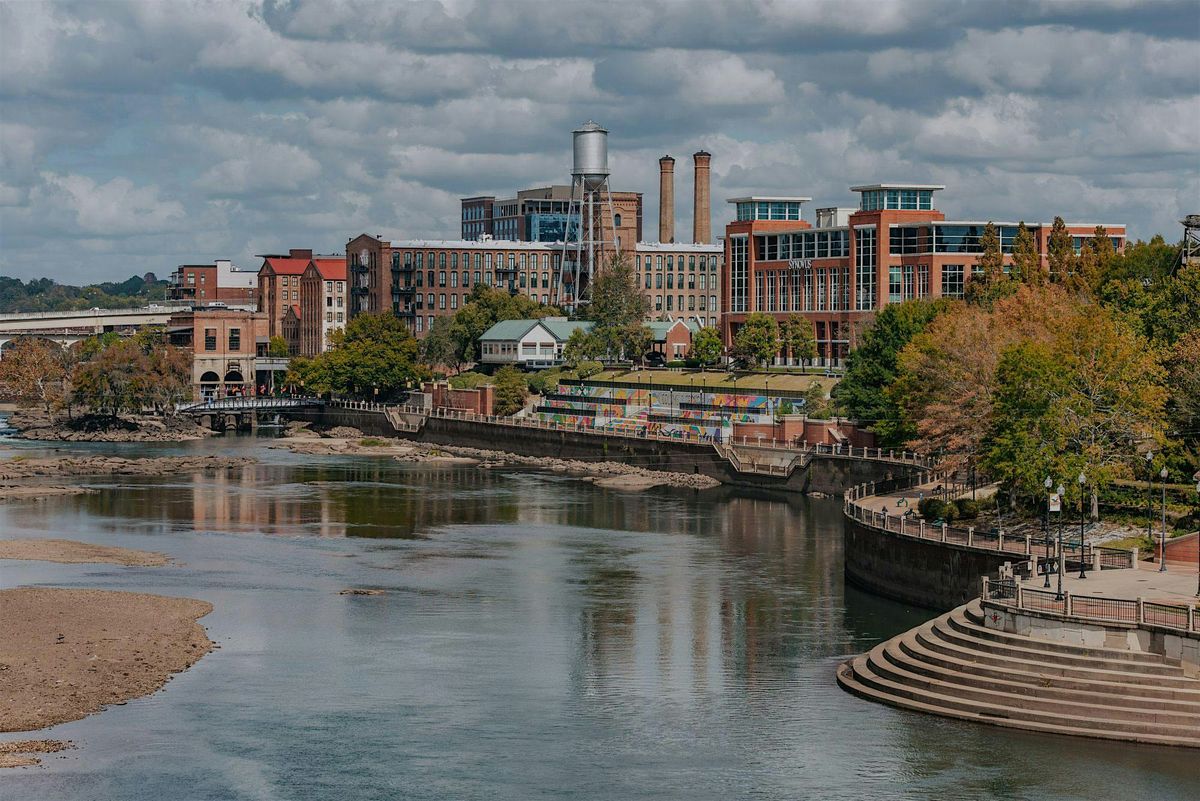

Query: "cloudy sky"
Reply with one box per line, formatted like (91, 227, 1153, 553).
(1, 0, 1197, 284)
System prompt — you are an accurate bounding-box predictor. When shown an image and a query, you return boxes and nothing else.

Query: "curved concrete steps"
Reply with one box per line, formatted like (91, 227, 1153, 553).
(837, 600, 1200, 747)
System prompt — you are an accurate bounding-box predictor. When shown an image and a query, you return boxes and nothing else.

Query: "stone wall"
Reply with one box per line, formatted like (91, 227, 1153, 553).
(843, 516, 1024, 610)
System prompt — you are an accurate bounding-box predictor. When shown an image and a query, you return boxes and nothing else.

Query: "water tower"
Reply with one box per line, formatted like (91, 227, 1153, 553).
(1182, 214, 1200, 269)
(558, 121, 617, 308)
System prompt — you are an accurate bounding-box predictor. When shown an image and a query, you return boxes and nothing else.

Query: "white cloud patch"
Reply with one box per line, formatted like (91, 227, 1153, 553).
(0, 0, 1196, 282)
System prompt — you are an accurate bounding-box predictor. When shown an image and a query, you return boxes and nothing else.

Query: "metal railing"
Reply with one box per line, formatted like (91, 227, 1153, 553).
(176, 396, 323, 412)
(844, 480, 1136, 570)
(983, 577, 1197, 633)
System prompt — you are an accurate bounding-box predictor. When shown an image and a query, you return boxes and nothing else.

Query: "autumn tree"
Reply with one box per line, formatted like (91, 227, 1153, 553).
(965, 222, 1015, 307)
(1047, 216, 1074, 285)
(689, 326, 724, 367)
(779, 314, 817, 364)
(731, 312, 779, 368)
(833, 298, 953, 446)
(0, 338, 68, 417)
(1011, 221, 1042, 286)
(1072, 225, 1114, 296)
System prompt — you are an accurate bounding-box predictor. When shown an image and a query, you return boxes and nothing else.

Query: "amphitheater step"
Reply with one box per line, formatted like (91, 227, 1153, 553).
(838, 602, 1200, 748)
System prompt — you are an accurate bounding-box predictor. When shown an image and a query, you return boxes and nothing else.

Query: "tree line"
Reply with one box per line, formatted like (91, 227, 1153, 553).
(834, 229, 1197, 515)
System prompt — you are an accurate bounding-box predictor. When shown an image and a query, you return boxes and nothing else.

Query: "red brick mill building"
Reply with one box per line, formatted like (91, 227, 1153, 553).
(722, 185, 1125, 365)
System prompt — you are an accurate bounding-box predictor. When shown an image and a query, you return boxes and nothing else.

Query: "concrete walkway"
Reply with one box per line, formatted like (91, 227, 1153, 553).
(1045, 564, 1200, 605)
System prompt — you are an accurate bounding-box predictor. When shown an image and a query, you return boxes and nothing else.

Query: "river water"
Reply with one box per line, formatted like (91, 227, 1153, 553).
(0, 436, 1193, 801)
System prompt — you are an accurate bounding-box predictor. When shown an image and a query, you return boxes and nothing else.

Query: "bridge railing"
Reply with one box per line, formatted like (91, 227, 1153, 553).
(176, 396, 322, 412)
(982, 577, 1198, 633)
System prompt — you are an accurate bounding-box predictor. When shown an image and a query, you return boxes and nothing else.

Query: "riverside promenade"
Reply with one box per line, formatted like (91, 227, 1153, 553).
(839, 480, 1200, 747)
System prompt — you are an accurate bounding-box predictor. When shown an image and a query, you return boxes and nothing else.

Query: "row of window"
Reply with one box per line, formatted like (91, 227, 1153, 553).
(653, 295, 717, 313)
(859, 189, 935, 211)
(639, 254, 720, 272)
(755, 230, 851, 261)
(203, 328, 240, 352)
(400, 250, 560, 271)
(754, 267, 852, 313)
(640, 272, 714, 290)
(735, 201, 803, 221)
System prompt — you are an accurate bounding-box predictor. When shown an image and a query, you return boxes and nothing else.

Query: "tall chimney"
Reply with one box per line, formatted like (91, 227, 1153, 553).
(692, 150, 711, 244)
(658, 155, 675, 243)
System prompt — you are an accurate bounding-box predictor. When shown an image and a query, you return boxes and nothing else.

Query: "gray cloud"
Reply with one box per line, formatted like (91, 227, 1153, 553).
(0, 0, 1197, 283)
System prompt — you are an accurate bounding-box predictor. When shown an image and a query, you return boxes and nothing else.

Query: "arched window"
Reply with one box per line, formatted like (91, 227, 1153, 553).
(614, 214, 622, 227)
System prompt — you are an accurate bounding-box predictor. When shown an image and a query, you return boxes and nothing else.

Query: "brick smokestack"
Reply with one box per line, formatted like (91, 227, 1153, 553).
(692, 150, 711, 244)
(658, 155, 675, 243)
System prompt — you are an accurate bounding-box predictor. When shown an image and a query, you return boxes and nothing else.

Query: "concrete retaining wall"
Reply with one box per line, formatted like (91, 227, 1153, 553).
(843, 516, 1024, 611)
(982, 601, 1200, 677)
(292, 406, 924, 496)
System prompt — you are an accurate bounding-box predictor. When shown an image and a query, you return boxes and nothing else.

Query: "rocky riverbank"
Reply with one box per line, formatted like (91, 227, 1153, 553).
(0, 454, 254, 482)
(8, 409, 214, 442)
(271, 426, 719, 490)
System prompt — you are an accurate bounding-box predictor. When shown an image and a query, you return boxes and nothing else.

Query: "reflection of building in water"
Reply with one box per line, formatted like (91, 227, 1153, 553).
(574, 490, 849, 699)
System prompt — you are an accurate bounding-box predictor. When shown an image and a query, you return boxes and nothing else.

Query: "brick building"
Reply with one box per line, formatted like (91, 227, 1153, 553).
(722, 185, 1126, 364)
(299, 257, 347, 356)
(462, 185, 643, 246)
(345, 234, 722, 338)
(167, 259, 257, 305)
(256, 249, 313, 338)
(166, 308, 270, 400)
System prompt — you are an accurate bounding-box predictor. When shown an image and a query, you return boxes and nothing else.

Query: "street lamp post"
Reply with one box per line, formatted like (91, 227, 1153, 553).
(1056, 483, 1066, 600)
(1078, 472, 1088, 579)
(1044, 476, 1054, 588)
(1159, 466, 1169, 572)
(1145, 451, 1154, 547)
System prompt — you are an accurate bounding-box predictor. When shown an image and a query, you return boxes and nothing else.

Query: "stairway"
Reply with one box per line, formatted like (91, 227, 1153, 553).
(837, 600, 1200, 747)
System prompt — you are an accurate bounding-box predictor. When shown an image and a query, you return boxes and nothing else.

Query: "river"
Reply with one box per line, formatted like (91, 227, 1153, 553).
(0, 435, 1193, 800)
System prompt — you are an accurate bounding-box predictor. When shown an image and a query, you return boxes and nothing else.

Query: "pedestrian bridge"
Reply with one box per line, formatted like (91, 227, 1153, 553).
(175, 397, 325, 414)
(0, 306, 178, 334)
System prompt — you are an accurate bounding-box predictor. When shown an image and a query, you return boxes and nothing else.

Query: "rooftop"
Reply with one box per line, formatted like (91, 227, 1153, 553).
(849, 183, 945, 192)
(727, 196, 812, 204)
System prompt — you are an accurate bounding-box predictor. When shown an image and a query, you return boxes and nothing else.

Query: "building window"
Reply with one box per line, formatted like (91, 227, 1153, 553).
(204, 328, 216, 351)
(228, 328, 240, 351)
(889, 266, 903, 304)
(655, 295, 663, 311)
(729, 236, 748, 313)
(855, 227, 877, 310)
(614, 213, 622, 227)
(326, 311, 333, 323)
(942, 264, 965, 298)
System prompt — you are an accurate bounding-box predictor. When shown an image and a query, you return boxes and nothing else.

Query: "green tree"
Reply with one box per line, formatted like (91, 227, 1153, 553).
(833, 298, 953, 446)
(1073, 225, 1114, 296)
(444, 284, 561, 365)
(688, 326, 724, 367)
(619, 323, 654, 364)
(800, 381, 831, 420)
(562, 327, 601, 368)
(285, 312, 425, 399)
(267, 336, 289, 357)
(420, 315, 469, 374)
(779, 314, 817, 364)
(491, 365, 528, 416)
(731, 312, 779, 368)
(581, 253, 649, 330)
(1011, 221, 1041, 286)
(965, 222, 1013, 306)
(1047, 216, 1074, 285)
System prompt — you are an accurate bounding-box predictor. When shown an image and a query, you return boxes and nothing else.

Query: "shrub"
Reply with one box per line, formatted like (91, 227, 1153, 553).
(448, 372, 489, 389)
(359, 437, 387, 447)
(941, 503, 959, 522)
(918, 497, 946, 520)
(954, 498, 981, 519)
(665, 360, 686, 368)
(576, 360, 603, 379)
(492, 366, 529, 416)
(526, 368, 562, 396)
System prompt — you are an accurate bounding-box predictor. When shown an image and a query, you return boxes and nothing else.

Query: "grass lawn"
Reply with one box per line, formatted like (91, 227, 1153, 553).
(587, 368, 840, 395)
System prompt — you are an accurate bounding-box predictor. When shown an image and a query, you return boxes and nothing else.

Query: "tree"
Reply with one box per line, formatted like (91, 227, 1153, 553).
(800, 381, 831, 420)
(779, 314, 817, 364)
(562, 327, 602, 368)
(285, 312, 425, 399)
(731, 312, 779, 368)
(444, 284, 561, 365)
(618, 323, 653, 364)
(582, 253, 649, 330)
(833, 298, 953, 446)
(420, 315, 468, 374)
(491, 365, 528, 416)
(1047, 216, 1074, 285)
(267, 336, 289, 357)
(0, 338, 68, 416)
(67, 330, 189, 417)
(689, 326, 724, 367)
(1011, 221, 1042, 286)
(1166, 331, 1200, 474)
(1073, 225, 1114, 296)
(965, 222, 1013, 306)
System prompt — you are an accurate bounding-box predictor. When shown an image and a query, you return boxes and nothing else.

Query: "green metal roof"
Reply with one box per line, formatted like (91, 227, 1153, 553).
(479, 318, 594, 343)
